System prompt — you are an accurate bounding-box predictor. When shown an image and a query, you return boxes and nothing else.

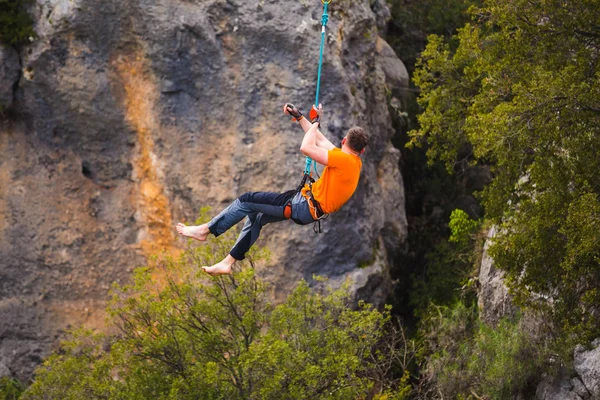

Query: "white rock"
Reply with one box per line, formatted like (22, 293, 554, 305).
(574, 339, 600, 398)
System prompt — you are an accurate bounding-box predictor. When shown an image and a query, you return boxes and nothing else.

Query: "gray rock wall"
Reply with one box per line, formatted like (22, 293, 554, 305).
(478, 226, 516, 325)
(536, 339, 600, 400)
(0, 44, 20, 109)
(574, 339, 600, 399)
(0, 0, 407, 381)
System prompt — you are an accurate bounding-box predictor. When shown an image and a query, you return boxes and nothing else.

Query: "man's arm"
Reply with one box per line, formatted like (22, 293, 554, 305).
(283, 103, 336, 151)
(300, 122, 329, 165)
(298, 114, 336, 151)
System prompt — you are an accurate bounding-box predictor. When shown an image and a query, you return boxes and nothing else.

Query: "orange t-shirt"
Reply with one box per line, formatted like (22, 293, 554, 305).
(301, 148, 362, 215)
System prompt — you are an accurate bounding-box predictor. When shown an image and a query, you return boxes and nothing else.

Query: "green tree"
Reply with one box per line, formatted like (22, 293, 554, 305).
(23, 211, 413, 399)
(0, 0, 34, 45)
(411, 0, 600, 340)
(385, 0, 486, 322)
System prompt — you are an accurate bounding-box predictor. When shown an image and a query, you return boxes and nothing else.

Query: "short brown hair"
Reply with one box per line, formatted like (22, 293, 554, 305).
(346, 126, 369, 152)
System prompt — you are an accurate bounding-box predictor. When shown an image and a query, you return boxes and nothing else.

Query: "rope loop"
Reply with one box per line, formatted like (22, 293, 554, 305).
(322, 0, 331, 4)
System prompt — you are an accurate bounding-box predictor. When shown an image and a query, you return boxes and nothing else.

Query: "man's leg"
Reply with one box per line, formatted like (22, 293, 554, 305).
(203, 212, 285, 275)
(208, 191, 294, 236)
(229, 212, 285, 260)
(177, 191, 295, 275)
(177, 191, 295, 241)
(176, 198, 248, 242)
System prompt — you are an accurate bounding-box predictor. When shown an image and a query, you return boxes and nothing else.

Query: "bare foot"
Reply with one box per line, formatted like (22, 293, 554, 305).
(202, 255, 237, 276)
(176, 222, 209, 242)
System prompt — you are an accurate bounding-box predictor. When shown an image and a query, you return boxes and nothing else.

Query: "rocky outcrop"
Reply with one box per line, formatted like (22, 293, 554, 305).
(536, 371, 590, 400)
(477, 226, 516, 325)
(536, 340, 600, 400)
(375, 36, 409, 98)
(0, 44, 20, 110)
(0, 0, 407, 381)
(574, 339, 600, 398)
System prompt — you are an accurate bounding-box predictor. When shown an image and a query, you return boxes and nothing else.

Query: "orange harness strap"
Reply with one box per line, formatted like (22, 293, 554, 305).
(284, 203, 292, 219)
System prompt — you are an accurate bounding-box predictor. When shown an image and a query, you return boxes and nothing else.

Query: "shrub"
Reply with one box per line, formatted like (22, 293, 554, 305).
(0, 0, 34, 45)
(23, 210, 414, 399)
(410, 210, 483, 314)
(418, 302, 548, 399)
(0, 377, 23, 400)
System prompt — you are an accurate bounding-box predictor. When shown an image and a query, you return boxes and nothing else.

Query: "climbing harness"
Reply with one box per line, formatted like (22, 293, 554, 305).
(291, 0, 332, 233)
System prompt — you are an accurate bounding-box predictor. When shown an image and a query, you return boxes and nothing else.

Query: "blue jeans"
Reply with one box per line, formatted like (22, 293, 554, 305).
(208, 190, 315, 260)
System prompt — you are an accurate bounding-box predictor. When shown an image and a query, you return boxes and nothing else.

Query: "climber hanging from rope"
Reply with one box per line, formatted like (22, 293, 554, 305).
(176, 104, 369, 275)
(175, 0, 368, 275)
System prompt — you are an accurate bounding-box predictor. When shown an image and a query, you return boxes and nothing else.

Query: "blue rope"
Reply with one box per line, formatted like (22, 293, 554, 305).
(315, 2, 329, 108)
(304, 1, 330, 176)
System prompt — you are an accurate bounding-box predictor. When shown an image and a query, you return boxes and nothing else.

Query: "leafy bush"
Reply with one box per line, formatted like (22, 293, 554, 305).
(471, 319, 546, 399)
(418, 302, 547, 399)
(22, 210, 413, 399)
(448, 209, 480, 245)
(409, 210, 483, 315)
(0, 377, 23, 400)
(0, 0, 34, 45)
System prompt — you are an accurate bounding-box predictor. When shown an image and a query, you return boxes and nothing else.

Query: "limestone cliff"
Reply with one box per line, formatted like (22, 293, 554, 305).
(0, 0, 407, 381)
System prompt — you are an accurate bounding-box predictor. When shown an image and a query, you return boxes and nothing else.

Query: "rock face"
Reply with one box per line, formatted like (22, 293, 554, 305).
(375, 36, 409, 98)
(0, 0, 407, 381)
(574, 339, 600, 398)
(535, 339, 600, 400)
(536, 370, 589, 400)
(477, 226, 516, 325)
(0, 44, 21, 110)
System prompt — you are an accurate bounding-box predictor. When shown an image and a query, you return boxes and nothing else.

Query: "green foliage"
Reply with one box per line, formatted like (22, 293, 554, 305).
(23, 330, 119, 400)
(0, 0, 34, 45)
(385, 0, 485, 324)
(409, 28, 485, 170)
(23, 209, 414, 399)
(410, 240, 473, 314)
(448, 209, 480, 244)
(411, 0, 600, 339)
(418, 301, 478, 397)
(410, 210, 483, 314)
(0, 377, 23, 400)
(471, 320, 545, 399)
(418, 302, 547, 399)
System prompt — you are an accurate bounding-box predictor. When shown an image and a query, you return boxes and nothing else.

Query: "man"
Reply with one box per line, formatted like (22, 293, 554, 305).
(176, 103, 369, 275)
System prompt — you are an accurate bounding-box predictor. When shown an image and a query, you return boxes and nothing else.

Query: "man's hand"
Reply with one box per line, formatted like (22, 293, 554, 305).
(309, 104, 322, 124)
(283, 103, 303, 120)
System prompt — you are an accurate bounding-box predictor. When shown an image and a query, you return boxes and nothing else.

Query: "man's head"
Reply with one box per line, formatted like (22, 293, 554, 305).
(342, 126, 369, 154)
